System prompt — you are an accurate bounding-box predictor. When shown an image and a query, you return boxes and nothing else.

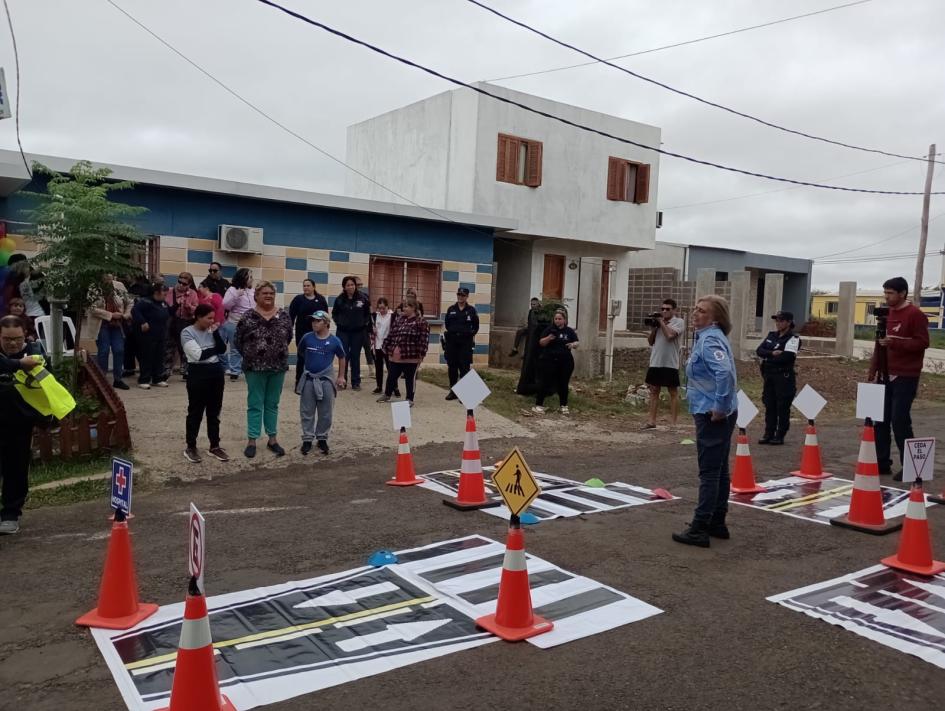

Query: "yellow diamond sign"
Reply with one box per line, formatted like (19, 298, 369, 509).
(491, 447, 541, 516)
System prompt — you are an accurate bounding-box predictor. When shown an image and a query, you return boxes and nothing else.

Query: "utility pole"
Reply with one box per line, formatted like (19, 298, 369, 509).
(914, 143, 935, 303)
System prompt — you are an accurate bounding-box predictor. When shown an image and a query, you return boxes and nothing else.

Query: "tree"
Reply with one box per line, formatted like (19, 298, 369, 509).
(19, 161, 148, 357)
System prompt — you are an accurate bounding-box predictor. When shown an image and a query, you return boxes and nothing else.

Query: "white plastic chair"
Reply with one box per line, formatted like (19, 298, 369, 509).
(35, 315, 77, 357)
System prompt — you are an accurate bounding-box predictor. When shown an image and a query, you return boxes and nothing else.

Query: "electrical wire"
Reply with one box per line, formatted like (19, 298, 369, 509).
(466, 0, 944, 167)
(487, 0, 872, 82)
(812, 213, 945, 260)
(2, 0, 31, 178)
(254, 0, 945, 196)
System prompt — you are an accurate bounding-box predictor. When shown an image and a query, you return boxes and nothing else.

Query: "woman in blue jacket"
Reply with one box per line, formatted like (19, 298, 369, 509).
(673, 294, 738, 548)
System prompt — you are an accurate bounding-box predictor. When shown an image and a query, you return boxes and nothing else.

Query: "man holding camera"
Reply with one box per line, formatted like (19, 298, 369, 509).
(868, 276, 929, 480)
(756, 311, 801, 444)
(644, 299, 685, 428)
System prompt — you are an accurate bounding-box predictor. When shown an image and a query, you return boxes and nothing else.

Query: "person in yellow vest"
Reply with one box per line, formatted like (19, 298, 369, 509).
(0, 316, 47, 534)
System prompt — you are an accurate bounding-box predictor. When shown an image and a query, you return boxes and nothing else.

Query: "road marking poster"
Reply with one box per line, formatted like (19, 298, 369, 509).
(769, 565, 945, 669)
(90, 535, 662, 710)
(730, 476, 936, 525)
(419, 468, 678, 521)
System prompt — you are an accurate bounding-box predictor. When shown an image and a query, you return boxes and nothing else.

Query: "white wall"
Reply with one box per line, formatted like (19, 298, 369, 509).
(493, 238, 534, 326)
(626, 242, 688, 273)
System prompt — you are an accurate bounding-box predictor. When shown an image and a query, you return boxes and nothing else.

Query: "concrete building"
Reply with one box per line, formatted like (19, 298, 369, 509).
(0, 150, 516, 366)
(812, 287, 944, 329)
(344, 82, 661, 337)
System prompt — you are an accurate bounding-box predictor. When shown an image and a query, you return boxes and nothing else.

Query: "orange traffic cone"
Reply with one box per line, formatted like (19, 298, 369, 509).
(881, 485, 945, 575)
(157, 581, 236, 711)
(792, 421, 832, 480)
(444, 411, 497, 510)
(476, 521, 553, 641)
(830, 422, 902, 535)
(730, 430, 765, 494)
(76, 513, 158, 629)
(387, 427, 422, 486)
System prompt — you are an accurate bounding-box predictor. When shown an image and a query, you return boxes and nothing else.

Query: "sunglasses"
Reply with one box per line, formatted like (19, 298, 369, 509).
(660, 307, 672, 311)
(208, 268, 219, 273)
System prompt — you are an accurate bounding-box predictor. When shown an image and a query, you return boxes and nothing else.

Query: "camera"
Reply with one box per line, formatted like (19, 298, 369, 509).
(874, 306, 889, 340)
(643, 312, 662, 328)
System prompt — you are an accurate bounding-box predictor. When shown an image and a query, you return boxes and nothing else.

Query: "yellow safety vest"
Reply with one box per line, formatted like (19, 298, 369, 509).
(13, 357, 77, 420)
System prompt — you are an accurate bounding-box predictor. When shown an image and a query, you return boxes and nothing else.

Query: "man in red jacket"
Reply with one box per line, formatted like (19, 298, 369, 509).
(868, 277, 930, 480)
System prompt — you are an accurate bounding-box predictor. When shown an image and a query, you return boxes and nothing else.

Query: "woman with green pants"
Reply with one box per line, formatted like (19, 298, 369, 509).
(234, 281, 293, 458)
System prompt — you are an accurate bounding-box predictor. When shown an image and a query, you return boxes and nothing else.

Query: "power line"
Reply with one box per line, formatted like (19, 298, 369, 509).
(2, 0, 31, 178)
(466, 0, 944, 167)
(487, 0, 872, 82)
(812, 213, 945, 260)
(254, 0, 945, 196)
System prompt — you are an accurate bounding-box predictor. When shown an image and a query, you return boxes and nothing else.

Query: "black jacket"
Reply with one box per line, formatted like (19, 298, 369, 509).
(331, 291, 371, 332)
(132, 297, 171, 334)
(199, 276, 231, 297)
(289, 293, 329, 343)
(444, 303, 479, 339)
(756, 330, 800, 372)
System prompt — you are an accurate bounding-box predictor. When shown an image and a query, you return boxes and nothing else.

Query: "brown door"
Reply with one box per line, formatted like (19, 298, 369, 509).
(599, 260, 611, 331)
(542, 254, 565, 300)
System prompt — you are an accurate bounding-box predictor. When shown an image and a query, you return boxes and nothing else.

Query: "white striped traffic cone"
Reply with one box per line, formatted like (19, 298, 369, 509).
(731, 430, 765, 494)
(387, 427, 422, 486)
(791, 422, 832, 480)
(881, 485, 945, 575)
(444, 411, 497, 510)
(830, 422, 901, 535)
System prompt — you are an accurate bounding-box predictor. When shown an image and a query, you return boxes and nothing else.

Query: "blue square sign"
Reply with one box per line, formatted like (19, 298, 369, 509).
(111, 457, 133, 515)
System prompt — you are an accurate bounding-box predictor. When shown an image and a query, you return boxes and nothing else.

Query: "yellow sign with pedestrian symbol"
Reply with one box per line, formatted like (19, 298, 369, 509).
(491, 448, 541, 516)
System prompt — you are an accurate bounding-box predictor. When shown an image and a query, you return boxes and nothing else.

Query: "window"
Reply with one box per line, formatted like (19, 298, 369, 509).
(715, 271, 728, 282)
(369, 256, 442, 319)
(496, 133, 542, 187)
(607, 157, 650, 203)
(826, 301, 839, 314)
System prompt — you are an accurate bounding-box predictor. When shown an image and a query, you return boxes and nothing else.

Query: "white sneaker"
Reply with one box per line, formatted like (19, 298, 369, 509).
(153, 381, 169, 388)
(0, 519, 20, 535)
(138, 383, 151, 390)
(559, 406, 570, 415)
(531, 405, 546, 414)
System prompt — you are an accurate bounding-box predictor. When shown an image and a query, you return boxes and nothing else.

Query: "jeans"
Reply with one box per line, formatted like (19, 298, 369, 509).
(299, 377, 336, 442)
(386, 361, 418, 401)
(220, 320, 242, 376)
(186, 374, 225, 448)
(692, 412, 738, 525)
(0, 424, 33, 521)
(874, 376, 919, 472)
(245, 370, 285, 439)
(96, 325, 125, 382)
(337, 329, 365, 387)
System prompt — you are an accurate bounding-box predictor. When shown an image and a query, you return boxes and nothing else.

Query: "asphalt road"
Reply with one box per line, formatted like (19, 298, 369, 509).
(2, 404, 945, 710)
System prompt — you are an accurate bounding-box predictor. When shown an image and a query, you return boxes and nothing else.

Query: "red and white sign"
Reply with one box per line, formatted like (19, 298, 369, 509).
(188, 503, 206, 594)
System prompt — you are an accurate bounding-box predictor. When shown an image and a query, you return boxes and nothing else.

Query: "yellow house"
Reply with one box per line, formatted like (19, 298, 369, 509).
(810, 291, 884, 325)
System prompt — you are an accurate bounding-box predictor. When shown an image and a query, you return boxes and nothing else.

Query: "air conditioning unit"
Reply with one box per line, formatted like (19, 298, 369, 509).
(218, 225, 263, 254)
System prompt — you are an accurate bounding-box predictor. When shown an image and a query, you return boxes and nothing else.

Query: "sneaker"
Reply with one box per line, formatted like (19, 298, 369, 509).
(559, 406, 570, 415)
(208, 447, 230, 462)
(0, 519, 20, 535)
(229, 373, 239, 381)
(153, 381, 169, 388)
(317, 440, 329, 455)
(531, 405, 546, 414)
(372, 387, 382, 394)
(301, 441, 313, 456)
(113, 380, 130, 390)
(244, 444, 257, 459)
(377, 395, 391, 403)
(445, 392, 458, 401)
(138, 383, 151, 390)
(267, 441, 286, 457)
(184, 447, 202, 463)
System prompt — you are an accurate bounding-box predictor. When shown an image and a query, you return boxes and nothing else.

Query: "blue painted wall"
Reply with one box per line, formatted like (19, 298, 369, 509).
(2, 179, 495, 264)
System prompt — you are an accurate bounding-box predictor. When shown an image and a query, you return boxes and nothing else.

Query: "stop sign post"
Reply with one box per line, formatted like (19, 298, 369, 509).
(189, 503, 206, 594)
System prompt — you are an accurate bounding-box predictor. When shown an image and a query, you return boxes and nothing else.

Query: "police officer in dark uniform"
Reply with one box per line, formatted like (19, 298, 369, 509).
(756, 310, 801, 445)
(443, 287, 479, 400)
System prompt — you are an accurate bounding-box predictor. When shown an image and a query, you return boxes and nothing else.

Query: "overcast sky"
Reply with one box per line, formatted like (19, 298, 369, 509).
(1, 0, 943, 289)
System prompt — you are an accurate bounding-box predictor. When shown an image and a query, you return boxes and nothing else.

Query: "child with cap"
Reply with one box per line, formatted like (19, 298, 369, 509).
(296, 310, 347, 455)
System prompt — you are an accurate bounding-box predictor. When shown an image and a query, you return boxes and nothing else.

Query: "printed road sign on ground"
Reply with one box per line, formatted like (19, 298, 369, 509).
(730, 476, 936, 525)
(419, 468, 679, 521)
(491, 448, 540, 515)
(90, 535, 661, 710)
(769, 565, 945, 669)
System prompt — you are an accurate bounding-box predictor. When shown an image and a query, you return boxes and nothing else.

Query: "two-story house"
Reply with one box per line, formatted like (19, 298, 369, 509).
(345, 82, 661, 354)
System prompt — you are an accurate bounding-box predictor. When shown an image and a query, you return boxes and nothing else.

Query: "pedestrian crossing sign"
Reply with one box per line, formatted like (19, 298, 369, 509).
(492, 447, 541, 516)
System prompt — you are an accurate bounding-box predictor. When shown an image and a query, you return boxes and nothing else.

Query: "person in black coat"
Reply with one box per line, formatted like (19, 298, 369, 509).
(443, 287, 479, 400)
(132, 284, 171, 389)
(756, 310, 801, 444)
(331, 275, 371, 390)
(289, 279, 329, 386)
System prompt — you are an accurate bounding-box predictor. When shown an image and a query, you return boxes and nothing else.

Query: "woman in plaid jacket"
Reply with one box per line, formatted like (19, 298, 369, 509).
(377, 297, 429, 407)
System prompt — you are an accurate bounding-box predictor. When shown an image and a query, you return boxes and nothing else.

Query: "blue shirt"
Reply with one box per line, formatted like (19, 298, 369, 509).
(298, 332, 346, 375)
(685, 325, 738, 416)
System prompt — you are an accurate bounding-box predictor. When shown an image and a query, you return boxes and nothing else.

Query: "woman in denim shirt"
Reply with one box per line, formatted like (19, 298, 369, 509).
(672, 294, 738, 548)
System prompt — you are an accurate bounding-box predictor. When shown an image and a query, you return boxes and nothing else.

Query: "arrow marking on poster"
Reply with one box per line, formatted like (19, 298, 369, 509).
(294, 582, 401, 609)
(335, 619, 452, 652)
(907, 579, 945, 603)
(832, 596, 945, 639)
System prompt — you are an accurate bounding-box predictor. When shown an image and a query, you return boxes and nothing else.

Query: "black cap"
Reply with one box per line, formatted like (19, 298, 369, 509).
(456, 287, 470, 296)
(771, 311, 794, 322)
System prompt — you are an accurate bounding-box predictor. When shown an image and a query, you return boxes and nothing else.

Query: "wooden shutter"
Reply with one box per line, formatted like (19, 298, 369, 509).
(524, 140, 542, 187)
(634, 163, 651, 204)
(496, 134, 510, 182)
(607, 157, 621, 200)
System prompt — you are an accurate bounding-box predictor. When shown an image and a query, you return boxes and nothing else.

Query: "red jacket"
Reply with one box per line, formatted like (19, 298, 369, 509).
(870, 303, 929, 378)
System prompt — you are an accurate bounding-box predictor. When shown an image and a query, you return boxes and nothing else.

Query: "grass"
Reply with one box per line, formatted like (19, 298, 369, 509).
(30, 454, 115, 487)
(27, 452, 139, 509)
(26, 478, 110, 509)
(854, 325, 945, 349)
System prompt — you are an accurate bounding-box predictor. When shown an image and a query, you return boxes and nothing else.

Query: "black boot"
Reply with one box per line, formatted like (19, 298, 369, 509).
(708, 515, 730, 539)
(758, 433, 774, 444)
(672, 521, 710, 548)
